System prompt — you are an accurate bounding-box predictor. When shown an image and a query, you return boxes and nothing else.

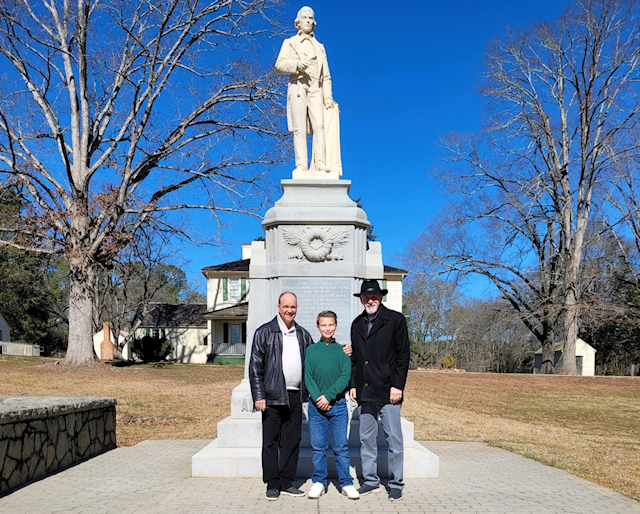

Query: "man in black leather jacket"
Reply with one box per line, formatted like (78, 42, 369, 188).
(249, 291, 313, 501)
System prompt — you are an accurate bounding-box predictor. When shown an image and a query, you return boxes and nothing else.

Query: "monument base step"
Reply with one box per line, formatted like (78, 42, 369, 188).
(192, 440, 263, 477)
(296, 442, 439, 479)
(192, 439, 439, 479)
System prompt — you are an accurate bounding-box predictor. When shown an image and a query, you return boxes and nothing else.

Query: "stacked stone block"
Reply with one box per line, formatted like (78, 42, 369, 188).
(0, 396, 116, 496)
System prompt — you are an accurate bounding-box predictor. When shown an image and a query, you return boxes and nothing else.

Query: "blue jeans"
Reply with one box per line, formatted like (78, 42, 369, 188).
(307, 398, 353, 487)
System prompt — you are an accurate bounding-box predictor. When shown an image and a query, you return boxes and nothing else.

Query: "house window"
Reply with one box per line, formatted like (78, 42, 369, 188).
(224, 323, 242, 345)
(230, 324, 241, 345)
(228, 278, 241, 301)
(223, 277, 247, 301)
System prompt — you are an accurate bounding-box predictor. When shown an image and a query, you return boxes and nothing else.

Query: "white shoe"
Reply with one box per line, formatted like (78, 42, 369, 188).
(342, 485, 360, 500)
(308, 482, 325, 499)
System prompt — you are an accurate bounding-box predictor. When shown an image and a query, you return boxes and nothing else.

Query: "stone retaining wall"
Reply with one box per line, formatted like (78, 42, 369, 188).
(0, 396, 116, 496)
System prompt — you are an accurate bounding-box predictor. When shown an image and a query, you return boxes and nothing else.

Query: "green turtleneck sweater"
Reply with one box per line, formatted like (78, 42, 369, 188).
(304, 338, 351, 404)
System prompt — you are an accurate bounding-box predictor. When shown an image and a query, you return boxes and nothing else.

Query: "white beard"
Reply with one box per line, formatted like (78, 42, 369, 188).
(364, 304, 379, 316)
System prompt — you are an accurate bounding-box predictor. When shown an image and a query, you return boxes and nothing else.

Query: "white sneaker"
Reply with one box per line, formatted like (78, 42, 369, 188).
(342, 485, 360, 500)
(308, 482, 325, 499)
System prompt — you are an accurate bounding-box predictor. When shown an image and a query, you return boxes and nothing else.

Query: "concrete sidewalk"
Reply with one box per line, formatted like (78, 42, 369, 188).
(1, 440, 638, 514)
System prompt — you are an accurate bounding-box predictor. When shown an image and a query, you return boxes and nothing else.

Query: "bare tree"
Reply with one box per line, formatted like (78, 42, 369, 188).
(0, 1, 284, 365)
(446, 299, 535, 373)
(579, 226, 640, 374)
(407, 192, 564, 373)
(93, 229, 205, 359)
(414, 0, 640, 374)
(403, 272, 535, 372)
(403, 274, 460, 368)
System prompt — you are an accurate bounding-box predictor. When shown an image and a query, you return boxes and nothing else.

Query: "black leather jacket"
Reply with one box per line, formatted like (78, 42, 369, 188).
(249, 317, 314, 406)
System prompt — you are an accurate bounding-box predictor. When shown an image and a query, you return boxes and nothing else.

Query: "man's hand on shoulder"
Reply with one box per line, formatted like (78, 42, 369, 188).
(254, 399, 266, 412)
(342, 344, 352, 357)
(390, 387, 403, 404)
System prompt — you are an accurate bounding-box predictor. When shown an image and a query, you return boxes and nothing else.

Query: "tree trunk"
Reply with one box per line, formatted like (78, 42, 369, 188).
(64, 260, 97, 366)
(560, 291, 579, 375)
(538, 320, 556, 374)
(540, 340, 556, 374)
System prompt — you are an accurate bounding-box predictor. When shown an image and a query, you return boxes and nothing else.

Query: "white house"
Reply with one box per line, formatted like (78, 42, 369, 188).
(200, 243, 408, 363)
(533, 338, 597, 376)
(134, 243, 407, 364)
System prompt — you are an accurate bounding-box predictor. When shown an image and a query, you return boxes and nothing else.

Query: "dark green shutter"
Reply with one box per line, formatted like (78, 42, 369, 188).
(241, 278, 247, 300)
(223, 278, 228, 301)
(382, 279, 388, 302)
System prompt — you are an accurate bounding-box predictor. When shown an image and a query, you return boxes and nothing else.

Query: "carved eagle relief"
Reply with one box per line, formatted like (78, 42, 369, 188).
(282, 226, 350, 262)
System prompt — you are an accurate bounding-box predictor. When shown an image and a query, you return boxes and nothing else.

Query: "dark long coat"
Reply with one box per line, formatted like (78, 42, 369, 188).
(350, 304, 411, 404)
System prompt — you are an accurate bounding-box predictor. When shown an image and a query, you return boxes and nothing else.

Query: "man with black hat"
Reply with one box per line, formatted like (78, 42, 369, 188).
(349, 279, 410, 501)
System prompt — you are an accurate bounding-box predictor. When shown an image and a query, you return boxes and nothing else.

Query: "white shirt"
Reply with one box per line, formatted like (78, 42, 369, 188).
(277, 315, 302, 390)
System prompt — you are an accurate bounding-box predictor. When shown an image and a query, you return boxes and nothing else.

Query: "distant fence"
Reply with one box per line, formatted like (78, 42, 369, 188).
(0, 342, 42, 357)
(213, 342, 246, 356)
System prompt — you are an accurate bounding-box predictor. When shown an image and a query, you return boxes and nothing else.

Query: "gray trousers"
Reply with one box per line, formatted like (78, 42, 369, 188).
(359, 402, 404, 490)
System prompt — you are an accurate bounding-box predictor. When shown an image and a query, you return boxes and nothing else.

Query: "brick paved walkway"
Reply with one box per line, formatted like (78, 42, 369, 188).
(1, 440, 638, 513)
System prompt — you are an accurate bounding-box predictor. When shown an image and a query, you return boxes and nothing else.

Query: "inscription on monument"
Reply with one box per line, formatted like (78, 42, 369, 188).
(281, 277, 353, 344)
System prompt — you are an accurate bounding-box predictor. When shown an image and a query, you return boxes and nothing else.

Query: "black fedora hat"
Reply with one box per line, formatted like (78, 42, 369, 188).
(354, 279, 388, 298)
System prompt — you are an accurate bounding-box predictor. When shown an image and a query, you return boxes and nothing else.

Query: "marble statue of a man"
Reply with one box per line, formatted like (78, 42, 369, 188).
(276, 6, 341, 175)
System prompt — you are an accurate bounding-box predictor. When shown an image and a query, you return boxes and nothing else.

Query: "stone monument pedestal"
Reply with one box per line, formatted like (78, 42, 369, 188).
(192, 177, 439, 480)
(191, 380, 439, 478)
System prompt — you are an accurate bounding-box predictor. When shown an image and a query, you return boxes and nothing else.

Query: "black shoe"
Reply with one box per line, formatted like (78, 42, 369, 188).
(281, 486, 305, 497)
(266, 488, 280, 501)
(389, 488, 402, 501)
(357, 484, 381, 496)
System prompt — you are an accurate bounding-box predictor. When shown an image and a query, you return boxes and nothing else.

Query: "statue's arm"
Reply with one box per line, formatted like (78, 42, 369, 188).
(319, 44, 334, 107)
(275, 40, 299, 75)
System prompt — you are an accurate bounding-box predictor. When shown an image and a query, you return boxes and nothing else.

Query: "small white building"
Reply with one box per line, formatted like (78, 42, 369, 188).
(0, 313, 10, 342)
(93, 324, 132, 361)
(533, 338, 597, 376)
(0, 312, 41, 356)
(135, 303, 210, 364)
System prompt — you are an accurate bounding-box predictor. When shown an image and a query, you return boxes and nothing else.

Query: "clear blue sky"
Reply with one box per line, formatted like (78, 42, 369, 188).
(183, 0, 574, 293)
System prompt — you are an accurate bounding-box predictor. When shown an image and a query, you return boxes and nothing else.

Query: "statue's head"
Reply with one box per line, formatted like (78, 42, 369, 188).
(294, 6, 316, 33)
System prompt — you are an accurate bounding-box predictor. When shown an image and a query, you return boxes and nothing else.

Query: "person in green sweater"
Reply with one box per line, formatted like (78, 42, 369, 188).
(304, 311, 360, 500)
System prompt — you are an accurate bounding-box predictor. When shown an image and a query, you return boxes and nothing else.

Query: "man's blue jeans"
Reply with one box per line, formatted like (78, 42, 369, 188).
(307, 398, 353, 487)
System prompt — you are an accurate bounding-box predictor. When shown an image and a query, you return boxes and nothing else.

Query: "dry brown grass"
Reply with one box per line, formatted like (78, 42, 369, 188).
(0, 356, 243, 446)
(1, 356, 638, 501)
(404, 371, 640, 501)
